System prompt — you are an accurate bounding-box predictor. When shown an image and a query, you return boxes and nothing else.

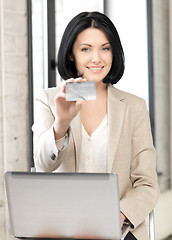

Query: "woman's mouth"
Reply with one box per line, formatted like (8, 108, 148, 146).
(87, 66, 104, 73)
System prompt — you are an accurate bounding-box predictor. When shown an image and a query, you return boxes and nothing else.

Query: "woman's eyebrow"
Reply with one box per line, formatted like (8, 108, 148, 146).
(79, 43, 92, 47)
(102, 42, 111, 46)
(79, 42, 110, 47)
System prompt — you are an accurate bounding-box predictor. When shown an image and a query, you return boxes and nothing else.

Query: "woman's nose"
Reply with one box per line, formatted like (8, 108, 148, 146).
(91, 51, 101, 64)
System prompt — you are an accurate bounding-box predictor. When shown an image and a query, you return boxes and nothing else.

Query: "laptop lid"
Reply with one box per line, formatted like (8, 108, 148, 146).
(5, 172, 129, 239)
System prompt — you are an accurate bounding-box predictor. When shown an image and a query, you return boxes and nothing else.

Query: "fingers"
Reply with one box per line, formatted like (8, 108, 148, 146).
(76, 100, 84, 105)
(61, 78, 74, 93)
(75, 100, 83, 110)
(55, 91, 66, 101)
(56, 77, 88, 107)
(73, 77, 86, 82)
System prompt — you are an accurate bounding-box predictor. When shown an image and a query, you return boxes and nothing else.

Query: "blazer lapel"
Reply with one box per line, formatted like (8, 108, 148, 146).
(107, 84, 126, 172)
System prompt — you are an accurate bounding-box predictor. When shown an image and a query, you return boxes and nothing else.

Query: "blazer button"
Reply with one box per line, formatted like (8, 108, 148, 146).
(50, 153, 56, 160)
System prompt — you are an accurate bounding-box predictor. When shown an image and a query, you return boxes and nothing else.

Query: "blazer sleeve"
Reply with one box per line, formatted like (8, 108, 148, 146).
(120, 99, 160, 229)
(32, 89, 62, 172)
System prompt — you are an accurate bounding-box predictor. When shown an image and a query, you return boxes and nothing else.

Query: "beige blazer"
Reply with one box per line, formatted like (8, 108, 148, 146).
(33, 84, 159, 240)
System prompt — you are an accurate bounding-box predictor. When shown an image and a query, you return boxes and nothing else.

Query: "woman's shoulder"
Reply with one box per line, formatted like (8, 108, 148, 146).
(34, 87, 61, 113)
(43, 86, 61, 96)
(109, 84, 146, 105)
(35, 86, 61, 102)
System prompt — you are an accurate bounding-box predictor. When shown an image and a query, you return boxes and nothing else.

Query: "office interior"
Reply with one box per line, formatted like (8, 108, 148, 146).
(0, 0, 172, 239)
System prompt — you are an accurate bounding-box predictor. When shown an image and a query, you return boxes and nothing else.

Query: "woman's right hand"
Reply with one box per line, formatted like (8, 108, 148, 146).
(53, 77, 84, 140)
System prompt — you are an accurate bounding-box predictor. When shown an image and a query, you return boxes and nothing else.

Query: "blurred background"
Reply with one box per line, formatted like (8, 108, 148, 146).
(0, 0, 172, 239)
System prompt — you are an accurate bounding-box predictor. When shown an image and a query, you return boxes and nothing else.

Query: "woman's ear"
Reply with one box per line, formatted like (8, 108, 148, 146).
(69, 53, 74, 61)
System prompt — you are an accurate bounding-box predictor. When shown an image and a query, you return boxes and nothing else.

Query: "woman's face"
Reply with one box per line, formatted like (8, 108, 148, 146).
(71, 28, 113, 83)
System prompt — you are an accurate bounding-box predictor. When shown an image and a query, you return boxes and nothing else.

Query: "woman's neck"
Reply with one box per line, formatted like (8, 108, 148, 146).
(95, 81, 107, 98)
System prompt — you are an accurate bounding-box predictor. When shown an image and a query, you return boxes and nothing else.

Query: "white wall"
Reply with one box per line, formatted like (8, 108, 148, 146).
(152, 0, 172, 239)
(155, 190, 172, 240)
(0, 0, 29, 239)
(153, 0, 171, 191)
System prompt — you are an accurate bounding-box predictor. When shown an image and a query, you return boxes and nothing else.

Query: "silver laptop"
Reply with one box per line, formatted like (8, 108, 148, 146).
(5, 172, 130, 239)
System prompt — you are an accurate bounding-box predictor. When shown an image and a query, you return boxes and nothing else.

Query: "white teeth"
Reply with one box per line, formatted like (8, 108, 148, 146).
(89, 68, 102, 70)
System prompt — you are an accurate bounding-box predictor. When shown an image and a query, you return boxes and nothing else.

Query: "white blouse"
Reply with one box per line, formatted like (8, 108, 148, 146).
(56, 115, 108, 173)
(79, 115, 108, 173)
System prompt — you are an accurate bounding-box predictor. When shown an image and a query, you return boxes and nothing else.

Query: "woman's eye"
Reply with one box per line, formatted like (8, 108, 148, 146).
(82, 48, 89, 52)
(102, 47, 110, 51)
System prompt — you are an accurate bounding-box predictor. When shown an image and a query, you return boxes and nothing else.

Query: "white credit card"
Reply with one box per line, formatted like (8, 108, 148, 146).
(65, 81, 96, 101)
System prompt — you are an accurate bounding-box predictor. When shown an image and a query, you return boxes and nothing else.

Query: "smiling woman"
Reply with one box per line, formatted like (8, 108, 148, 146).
(71, 28, 113, 84)
(33, 11, 159, 240)
(57, 12, 124, 84)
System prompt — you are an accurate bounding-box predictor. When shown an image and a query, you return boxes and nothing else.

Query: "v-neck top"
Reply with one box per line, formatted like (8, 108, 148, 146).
(78, 115, 108, 173)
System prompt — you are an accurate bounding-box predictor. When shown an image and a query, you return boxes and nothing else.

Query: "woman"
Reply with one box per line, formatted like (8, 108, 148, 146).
(33, 12, 159, 240)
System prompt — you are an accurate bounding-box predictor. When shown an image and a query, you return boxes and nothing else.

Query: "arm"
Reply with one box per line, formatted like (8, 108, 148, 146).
(33, 89, 63, 172)
(33, 78, 84, 172)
